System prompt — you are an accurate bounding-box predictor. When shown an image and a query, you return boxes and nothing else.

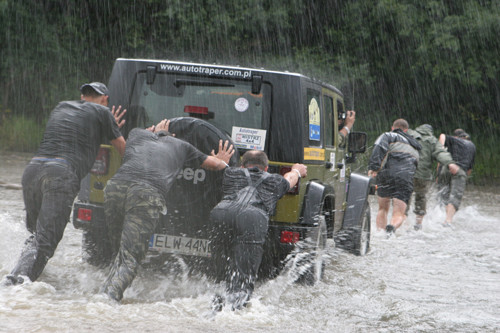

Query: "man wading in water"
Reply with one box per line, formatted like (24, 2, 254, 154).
(4, 82, 126, 285)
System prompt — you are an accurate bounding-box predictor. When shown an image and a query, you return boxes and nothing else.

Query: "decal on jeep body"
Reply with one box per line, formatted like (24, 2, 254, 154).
(159, 63, 252, 79)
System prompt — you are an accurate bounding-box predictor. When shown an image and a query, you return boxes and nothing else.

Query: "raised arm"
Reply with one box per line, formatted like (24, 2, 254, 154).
(283, 163, 307, 188)
(201, 140, 235, 171)
(438, 133, 446, 146)
(111, 105, 127, 129)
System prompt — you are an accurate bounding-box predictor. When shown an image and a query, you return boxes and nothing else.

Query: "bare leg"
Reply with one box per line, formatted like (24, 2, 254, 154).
(376, 197, 391, 230)
(445, 204, 456, 224)
(390, 198, 407, 229)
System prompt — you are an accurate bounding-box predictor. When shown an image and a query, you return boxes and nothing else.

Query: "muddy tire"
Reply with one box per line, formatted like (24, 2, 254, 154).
(82, 226, 113, 267)
(335, 202, 371, 256)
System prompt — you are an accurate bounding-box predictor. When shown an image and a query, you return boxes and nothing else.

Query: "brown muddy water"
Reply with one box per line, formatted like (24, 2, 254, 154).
(1, 152, 499, 332)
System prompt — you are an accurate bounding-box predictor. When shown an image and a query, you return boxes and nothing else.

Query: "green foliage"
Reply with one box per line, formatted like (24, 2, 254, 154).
(0, 116, 44, 152)
(0, 0, 498, 182)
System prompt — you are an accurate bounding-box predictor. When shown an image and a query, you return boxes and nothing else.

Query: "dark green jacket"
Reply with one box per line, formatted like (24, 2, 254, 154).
(408, 125, 454, 181)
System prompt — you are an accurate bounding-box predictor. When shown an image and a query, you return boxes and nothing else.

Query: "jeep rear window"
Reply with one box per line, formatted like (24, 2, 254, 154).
(129, 72, 270, 137)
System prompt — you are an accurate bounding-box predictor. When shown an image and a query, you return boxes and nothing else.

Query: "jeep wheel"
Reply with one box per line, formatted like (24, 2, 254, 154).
(296, 215, 328, 285)
(82, 227, 113, 267)
(335, 201, 371, 256)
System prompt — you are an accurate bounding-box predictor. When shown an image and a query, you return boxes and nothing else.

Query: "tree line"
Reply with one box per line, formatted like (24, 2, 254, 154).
(0, 0, 498, 182)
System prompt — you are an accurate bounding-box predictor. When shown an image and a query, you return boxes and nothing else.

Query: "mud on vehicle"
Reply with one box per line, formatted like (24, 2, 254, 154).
(73, 58, 373, 283)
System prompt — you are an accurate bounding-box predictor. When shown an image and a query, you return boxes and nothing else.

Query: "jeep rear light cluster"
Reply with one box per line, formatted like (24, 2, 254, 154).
(91, 147, 110, 175)
(280, 230, 300, 244)
(77, 208, 92, 221)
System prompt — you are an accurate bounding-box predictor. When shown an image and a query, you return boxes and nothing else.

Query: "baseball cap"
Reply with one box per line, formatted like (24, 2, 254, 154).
(80, 82, 109, 96)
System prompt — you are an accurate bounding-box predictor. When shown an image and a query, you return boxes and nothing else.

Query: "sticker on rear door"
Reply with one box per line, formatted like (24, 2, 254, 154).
(232, 126, 266, 150)
(308, 97, 320, 141)
(234, 97, 249, 112)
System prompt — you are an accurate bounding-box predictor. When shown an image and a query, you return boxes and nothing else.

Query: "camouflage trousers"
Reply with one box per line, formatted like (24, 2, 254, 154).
(405, 178, 431, 216)
(102, 179, 166, 301)
(437, 167, 467, 211)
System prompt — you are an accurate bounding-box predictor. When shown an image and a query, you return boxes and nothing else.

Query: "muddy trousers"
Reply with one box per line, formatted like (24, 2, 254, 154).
(102, 180, 166, 301)
(437, 167, 467, 210)
(210, 205, 268, 307)
(11, 160, 79, 282)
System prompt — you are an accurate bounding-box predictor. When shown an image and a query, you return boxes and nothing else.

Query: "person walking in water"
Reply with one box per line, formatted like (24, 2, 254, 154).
(406, 124, 459, 230)
(437, 129, 476, 226)
(5, 82, 126, 285)
(368, 119, 421, 235)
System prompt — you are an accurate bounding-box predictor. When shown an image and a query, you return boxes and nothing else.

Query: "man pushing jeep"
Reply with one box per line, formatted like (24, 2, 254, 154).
(102, 119, 234, 302)
(210, 150, 307, 310)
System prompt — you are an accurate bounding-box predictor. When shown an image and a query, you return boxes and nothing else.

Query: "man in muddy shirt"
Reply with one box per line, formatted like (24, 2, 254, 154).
(5, 82, 126, 285)
(368, 119, 421, 234)
(102, 119, 234, 302)
(437, 129, 476, 226)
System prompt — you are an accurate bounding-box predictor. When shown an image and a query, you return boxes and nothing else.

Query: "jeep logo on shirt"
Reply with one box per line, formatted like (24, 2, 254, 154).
(177, 168, 206, 184)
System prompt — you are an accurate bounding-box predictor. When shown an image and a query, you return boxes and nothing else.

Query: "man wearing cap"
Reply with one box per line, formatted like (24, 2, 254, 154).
(406, 124, 459, 230)
(437, 129, 476, 226)
(4, 82, 126, 285)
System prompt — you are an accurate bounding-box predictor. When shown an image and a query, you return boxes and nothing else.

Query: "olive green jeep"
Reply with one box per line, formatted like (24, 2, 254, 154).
(73, 58, 372, 283)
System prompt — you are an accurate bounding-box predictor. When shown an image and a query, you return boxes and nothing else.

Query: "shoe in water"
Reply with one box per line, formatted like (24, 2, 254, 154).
(385, 224, 395, 235)
(414, 224, 422, 231)
(441, 221, 453, 229)
(211, 294, 225, 312)
(3, 274, 25, 286)
(226, 291, 250, 311)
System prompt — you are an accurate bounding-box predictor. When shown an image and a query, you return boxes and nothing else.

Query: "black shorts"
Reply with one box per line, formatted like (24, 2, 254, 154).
(376, 171, 414, 204)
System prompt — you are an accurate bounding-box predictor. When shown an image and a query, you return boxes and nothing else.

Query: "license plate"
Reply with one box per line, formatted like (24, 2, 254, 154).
(149, 234, 211, 257)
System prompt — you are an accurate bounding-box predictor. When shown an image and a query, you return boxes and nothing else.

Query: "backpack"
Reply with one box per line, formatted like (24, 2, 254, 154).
(231, 168, 269, 213)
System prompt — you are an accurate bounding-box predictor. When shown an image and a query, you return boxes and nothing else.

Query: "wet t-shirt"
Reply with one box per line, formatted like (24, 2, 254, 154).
(113, 128, 208, 198)
(35, 100, 122, 180)
(444, 135, 476, 171)
(220, 167, 290, 215)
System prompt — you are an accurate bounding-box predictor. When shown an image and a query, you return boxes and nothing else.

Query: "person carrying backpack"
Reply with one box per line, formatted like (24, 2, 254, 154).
(210, 150, 307, 310)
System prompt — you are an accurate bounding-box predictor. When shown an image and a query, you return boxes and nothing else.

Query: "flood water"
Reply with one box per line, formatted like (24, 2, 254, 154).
(1, 152, 499, 332)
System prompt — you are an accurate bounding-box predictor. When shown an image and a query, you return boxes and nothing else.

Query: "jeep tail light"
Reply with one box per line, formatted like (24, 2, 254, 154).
(280, 231, 300, 244)
(279, 166, 299, 194)
(184, 105, 209, 115)
(91, 147, 110, 175)
(77, 208, 92, 221)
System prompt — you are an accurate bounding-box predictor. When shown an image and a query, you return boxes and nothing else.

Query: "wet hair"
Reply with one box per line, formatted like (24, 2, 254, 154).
(392, 118, 409, 130)
(453, 128, 465, 136)
(241, 150, 268, 170)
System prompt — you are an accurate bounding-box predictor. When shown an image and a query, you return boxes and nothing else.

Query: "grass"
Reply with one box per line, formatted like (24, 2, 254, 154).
(0, 116, 44, 152)
(0, 115, 497, 185)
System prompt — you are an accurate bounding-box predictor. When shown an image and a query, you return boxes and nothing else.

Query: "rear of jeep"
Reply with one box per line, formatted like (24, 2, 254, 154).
(73, 58, 372, 280)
